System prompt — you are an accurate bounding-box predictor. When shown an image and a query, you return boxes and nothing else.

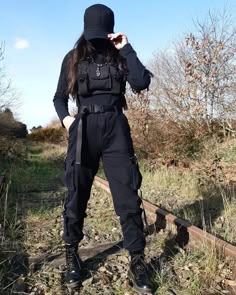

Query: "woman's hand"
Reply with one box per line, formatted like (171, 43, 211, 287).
(63, 116, 75, 131)
(107, 32, 128, 50)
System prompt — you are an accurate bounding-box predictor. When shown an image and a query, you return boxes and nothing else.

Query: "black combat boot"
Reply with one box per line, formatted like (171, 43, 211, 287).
(128, 251, 152, 294)
(65, 244, 82, 288)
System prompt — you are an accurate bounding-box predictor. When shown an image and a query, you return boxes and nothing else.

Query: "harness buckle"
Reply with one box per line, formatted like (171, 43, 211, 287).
(99, 105, 104, 113)
(88, 105, 94, 113)
(93, 105, 104, 113)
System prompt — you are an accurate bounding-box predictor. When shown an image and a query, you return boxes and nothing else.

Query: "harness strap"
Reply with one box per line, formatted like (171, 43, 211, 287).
(75, 104, 122, 165)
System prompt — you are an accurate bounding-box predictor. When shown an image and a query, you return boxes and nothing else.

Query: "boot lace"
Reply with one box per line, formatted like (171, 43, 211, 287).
(132, 254, 147, 275)
(66, 245, 81, 272)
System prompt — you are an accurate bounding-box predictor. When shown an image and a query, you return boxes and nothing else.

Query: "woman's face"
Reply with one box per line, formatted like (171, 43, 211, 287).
(90, 38, 111, 51)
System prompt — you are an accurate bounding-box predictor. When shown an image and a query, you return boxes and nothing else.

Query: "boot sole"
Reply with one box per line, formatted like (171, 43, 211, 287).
(128, 270, 153, 294)
(66, 280, 81, 289)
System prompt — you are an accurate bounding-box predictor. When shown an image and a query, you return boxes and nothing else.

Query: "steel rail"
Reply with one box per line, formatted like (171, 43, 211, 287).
(94, 176, 236, 279)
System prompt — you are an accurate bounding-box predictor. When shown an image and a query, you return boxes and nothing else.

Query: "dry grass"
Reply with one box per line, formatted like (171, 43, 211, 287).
(140, 137, 236, 245)
(1, 137, 236, 294)
(141, 167, 199, 208)
(28, 142, 67, 162)
(153, 240, 232, 295)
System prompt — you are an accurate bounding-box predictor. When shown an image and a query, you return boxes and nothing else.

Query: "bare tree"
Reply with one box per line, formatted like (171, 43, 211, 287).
(0, 42, 19, 112)
(150, 10, 236, 134)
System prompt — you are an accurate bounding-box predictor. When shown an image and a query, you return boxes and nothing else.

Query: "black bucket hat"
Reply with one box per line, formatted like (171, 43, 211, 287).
(83, 4, 114, 40)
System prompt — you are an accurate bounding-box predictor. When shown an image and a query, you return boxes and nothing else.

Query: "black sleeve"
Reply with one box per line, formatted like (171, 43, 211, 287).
(53, 52, 71, 126)
(119, 43, 151, 91)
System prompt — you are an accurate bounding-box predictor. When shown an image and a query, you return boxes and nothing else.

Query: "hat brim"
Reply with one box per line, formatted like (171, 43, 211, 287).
(84, 30, 112, 40)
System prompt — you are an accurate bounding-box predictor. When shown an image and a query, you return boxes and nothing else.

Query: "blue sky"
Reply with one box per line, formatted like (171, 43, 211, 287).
(1, 0, 235, 129)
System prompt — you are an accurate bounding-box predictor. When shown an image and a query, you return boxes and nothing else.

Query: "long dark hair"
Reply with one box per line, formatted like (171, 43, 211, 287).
(67, 34, 127, 98)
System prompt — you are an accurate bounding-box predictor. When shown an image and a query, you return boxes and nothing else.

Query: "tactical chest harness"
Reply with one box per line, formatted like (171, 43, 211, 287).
(77, 59, 126, 97)
(73, 59, 149, 231)
(75, 59, 126, 165)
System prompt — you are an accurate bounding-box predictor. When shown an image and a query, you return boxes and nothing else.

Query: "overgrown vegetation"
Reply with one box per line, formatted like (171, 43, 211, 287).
(0, 142, 66, 293)
(0, 8, 236, 295)
(1, 138, 236, 294)
(126, 11, 236, 160)
(28, 125, 66, 144)
(1, 140, 235, 294)
(0, 43, 27, 165)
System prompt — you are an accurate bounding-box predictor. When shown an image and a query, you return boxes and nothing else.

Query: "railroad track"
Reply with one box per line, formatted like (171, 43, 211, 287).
(94, 175, 236, 293)
(2, 172, 236, 293)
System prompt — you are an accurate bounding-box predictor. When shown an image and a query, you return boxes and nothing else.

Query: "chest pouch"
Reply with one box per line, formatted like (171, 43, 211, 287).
(88, 63, 112, 91)
(77, 60, 124, 97)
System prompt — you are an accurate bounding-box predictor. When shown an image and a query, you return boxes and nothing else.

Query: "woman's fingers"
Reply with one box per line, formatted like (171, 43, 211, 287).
(108, 32, 128, 50)
(108, 32, 124, 40)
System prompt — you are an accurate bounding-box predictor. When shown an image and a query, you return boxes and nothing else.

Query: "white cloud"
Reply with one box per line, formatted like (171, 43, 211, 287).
(14, 38, 30, 49)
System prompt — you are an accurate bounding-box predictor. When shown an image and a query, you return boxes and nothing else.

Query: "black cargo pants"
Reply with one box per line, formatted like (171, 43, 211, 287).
(63, 109, 145, 252)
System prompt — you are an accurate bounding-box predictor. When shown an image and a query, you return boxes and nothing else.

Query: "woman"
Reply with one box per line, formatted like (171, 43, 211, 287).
(53, 4, 152, 293)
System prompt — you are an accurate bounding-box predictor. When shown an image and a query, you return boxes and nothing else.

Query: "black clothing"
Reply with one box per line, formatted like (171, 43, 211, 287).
(128, 251, 153, 293)
(53, 43, 150, 124)
(53, 42, 150, 253)
(77, 60, 125, 97)
(83, 4, 114, 40)
(65, 244, 82, 288)
(63, 109, 145, 251)
(74, 105, 123, 165)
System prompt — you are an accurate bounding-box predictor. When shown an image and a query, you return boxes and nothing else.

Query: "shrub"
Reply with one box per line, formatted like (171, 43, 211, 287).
(28, 126, 66, 144)
(0, 136, 27, 161)
(0, 109, 27, 138)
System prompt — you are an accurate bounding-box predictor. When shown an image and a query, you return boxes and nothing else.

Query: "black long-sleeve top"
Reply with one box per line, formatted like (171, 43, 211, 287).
(53, 43, 150, 125)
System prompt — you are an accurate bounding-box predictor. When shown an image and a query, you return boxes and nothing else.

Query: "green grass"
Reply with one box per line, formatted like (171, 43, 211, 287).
(10, 160, 63, 192)
(1, 137, 236, 294)
(0, 141, 66, 294)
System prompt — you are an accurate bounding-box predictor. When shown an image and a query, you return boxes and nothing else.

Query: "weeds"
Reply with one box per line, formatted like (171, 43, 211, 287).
(152, 241, 231, 295)
(0, 137, 236, 294)
(0, 141, 65, 293)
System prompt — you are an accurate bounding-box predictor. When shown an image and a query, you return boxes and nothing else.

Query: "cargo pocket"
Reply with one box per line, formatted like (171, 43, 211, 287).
(130, 155, 142, 191)
(64, 158, 76, 191)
